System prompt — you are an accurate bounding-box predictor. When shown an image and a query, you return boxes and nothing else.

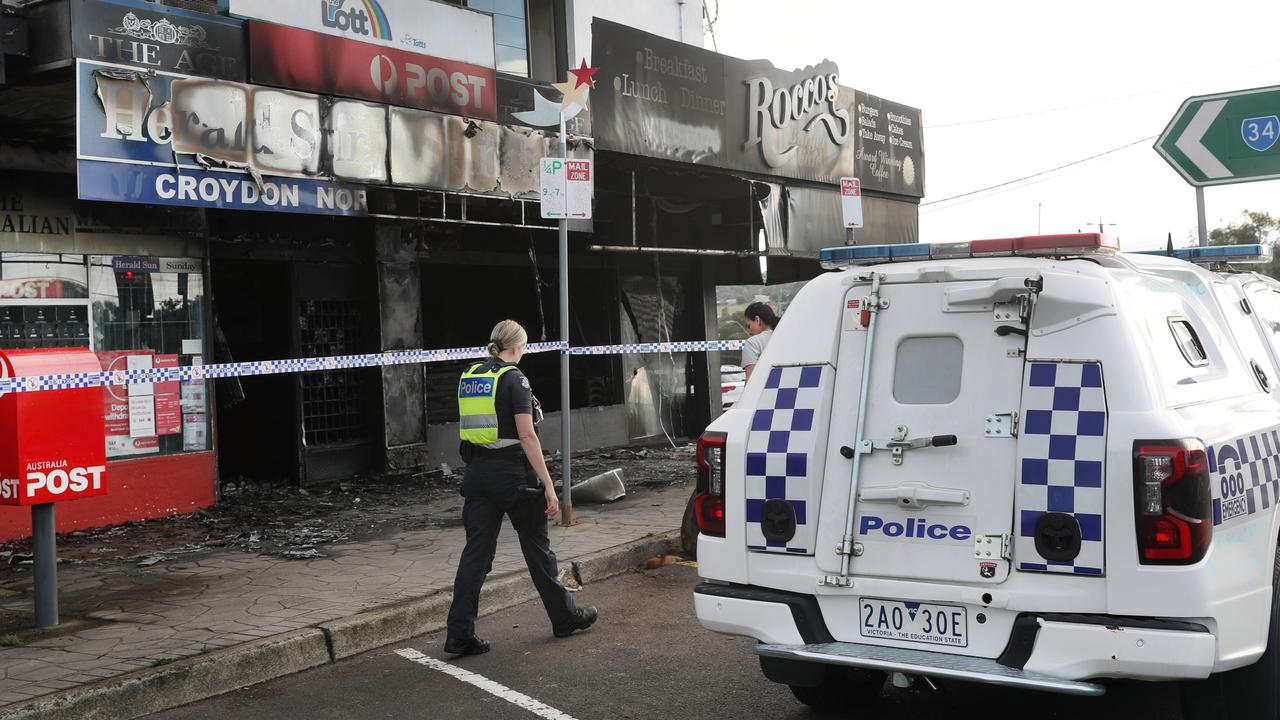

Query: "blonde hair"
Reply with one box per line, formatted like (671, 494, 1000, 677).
(487, 320, 528, 357)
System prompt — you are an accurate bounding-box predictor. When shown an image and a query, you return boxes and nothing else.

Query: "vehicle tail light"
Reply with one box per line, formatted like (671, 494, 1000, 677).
(1133, 440, 1212, 564)
(695, 432, 727, 536)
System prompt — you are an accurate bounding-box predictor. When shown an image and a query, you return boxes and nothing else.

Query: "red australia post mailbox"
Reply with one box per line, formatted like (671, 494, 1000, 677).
(0, 349, 107, 506)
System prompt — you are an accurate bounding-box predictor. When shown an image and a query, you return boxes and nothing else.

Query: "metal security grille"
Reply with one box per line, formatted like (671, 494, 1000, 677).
(299, 300, 367, 446)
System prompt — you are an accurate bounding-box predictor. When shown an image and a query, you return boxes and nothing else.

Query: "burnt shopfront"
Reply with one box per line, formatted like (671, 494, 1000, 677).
(0, 174, 215, 540)
(4, 0, 699, 504)
(589, 19, 925, 275)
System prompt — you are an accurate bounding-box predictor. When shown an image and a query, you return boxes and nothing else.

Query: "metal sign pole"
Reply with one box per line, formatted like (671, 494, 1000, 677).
(559, 110, 574, 526)
(1196, 186, 1208, 247)
(31, 503, 57, 628)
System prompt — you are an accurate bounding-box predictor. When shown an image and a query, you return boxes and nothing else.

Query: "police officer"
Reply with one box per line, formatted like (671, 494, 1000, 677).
(445, 320, 598, 655)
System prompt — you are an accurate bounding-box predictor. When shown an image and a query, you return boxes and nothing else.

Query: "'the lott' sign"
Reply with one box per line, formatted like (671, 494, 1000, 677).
(228, 0, 495, 69)
(71, 0, 246, 81)
(1156, 85, 1280, 186)
(590, 19, 924, 196)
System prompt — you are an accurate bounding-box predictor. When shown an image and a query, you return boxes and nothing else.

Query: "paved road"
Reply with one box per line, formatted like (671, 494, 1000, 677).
(148, 564, 1184, 720)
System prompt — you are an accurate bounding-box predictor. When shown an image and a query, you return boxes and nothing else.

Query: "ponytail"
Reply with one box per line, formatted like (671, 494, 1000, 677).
(487, 319, 528, 357)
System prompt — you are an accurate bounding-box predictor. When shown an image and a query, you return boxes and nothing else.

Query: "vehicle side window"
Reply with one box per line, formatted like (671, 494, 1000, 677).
(1246, 286, 1280, 342)
(1168, 317, 1208, 367)
(893, 336, 962, 404)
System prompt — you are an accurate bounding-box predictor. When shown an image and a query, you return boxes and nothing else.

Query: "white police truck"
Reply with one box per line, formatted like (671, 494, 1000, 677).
(692, 234, 1280, 717)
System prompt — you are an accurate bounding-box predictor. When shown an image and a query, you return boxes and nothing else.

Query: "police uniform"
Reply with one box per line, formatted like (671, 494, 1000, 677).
(445, 357, 581, 651)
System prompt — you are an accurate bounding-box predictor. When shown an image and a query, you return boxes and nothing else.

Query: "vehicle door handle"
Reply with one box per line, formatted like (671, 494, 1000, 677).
(860, 484, 971, 509)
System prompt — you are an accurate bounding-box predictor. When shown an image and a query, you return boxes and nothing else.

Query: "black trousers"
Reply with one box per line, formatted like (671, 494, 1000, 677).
(446, 455, 576, 641)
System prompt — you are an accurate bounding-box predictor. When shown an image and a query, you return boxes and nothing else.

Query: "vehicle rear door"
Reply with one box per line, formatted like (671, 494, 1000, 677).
(817, 272, 1032, 584)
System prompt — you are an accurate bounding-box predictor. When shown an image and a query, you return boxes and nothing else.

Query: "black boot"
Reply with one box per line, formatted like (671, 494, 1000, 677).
(553, 607, 598, 638)
(443, 636, 491, 656)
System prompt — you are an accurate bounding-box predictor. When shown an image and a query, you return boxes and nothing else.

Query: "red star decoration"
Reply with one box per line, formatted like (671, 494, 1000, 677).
(568, 59, 600, 90)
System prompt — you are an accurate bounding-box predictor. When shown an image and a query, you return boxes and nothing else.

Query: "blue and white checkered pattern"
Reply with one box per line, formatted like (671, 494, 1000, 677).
(0, 342, 569, 395)
(744, 364, 831, 555)
(0, 339, 747, 395)
(567, 340, 745, 356)
(1209, 427, 1280, 526)
(1015, 361, 1107, 576)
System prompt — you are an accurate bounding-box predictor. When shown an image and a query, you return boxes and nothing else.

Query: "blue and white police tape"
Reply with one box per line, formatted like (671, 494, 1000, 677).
(567, 340, 746, 356)
(0, 339, 746, 394)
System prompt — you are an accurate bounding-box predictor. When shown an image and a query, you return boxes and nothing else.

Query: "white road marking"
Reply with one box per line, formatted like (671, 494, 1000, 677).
(395, 648, 581, 720)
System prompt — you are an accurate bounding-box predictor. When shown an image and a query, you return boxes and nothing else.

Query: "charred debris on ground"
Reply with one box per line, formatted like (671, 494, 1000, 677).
(0, 444, 695, 571)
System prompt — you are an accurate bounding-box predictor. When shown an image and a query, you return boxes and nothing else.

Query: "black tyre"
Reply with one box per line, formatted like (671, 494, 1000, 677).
(788, 666, 886, 712)
(1181, 550, 1280, 719)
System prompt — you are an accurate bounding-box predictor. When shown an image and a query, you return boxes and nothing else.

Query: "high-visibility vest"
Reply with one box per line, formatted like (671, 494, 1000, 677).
(458, 362, 520, 447)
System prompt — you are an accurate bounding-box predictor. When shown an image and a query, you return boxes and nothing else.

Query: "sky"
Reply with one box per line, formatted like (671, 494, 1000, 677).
(711, 0, 1280, 250)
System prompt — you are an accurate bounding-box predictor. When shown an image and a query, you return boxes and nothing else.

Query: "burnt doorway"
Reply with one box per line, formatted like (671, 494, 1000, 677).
(294, 263, 379, 484)
(212, 260, 295, 484)
(212, 260, 378, 485)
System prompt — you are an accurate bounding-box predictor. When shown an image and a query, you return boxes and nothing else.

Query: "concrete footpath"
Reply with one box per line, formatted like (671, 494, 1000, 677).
(0, 483, 690, 720)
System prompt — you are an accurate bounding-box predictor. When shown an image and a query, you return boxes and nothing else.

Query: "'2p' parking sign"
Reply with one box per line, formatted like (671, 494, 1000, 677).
(1242, 115, 1279, 152)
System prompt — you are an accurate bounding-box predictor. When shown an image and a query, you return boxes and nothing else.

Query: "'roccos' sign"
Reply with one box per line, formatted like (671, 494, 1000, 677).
(744, 70, 850, 168)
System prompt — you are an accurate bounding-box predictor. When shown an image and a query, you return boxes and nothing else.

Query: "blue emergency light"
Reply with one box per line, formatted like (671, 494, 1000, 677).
(1128, 244, 1273, 265)
(820, 233, 1119, 270)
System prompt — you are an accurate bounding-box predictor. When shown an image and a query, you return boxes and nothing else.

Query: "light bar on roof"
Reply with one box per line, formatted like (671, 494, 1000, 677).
(1128, 243, 1272, 265)
(819, 233, 1119, 270)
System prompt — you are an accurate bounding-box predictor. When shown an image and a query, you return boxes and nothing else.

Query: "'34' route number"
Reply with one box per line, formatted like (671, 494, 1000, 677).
(1241, 115, 1279, 152)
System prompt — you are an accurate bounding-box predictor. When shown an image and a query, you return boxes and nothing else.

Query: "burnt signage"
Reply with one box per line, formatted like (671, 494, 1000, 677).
(77, 60, 389, 184)
(590, 19, 727, 166)
(71, 0, 245, 81)
(591, 19, 924, 197)
(248, 21, 497, 121)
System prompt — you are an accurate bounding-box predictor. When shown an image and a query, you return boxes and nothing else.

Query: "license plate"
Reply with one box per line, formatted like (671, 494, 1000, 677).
(859, 598, 968, 647)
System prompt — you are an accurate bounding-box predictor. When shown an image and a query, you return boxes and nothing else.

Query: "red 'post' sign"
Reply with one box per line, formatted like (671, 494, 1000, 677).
(0, 349, 107, 505)
(248, 21, 499, 121)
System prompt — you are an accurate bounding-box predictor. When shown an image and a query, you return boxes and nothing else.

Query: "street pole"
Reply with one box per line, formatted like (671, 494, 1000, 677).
(558, 110, 573, 526)
(31, 503, 57, 628)
(1196, 186, 1208, 247)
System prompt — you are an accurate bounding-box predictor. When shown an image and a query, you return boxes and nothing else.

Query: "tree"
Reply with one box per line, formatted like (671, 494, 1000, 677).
(1208, 210, 1280, 246)
(1208, 210, 1280, 280)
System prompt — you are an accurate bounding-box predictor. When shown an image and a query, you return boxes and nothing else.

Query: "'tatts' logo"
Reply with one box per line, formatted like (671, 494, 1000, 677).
(321, 0, 391, 40)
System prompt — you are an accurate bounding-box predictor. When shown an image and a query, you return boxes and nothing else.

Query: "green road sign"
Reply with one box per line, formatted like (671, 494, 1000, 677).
(1156, 85, 1280, 186)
